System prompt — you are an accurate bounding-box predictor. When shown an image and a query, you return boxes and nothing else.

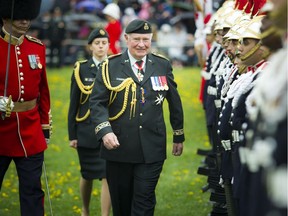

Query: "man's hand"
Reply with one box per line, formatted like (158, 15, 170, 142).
(69, 140, 78, 149)
(172, 143, 183, 156)
(0, 96, 14, 112)
(102, 132, 120, 150)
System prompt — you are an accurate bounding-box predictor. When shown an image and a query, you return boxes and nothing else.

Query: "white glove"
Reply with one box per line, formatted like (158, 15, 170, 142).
(0, 96, 14, 112)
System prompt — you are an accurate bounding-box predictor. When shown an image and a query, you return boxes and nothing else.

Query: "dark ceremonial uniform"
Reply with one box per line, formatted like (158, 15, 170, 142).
(90, 50, 184, 215)
(239, 48, 287, 216)
(0, 1, 51, 213)
(91, 51, 184, 163)
(204, 46, 226, 153)
(218, 64, 239, 179)
(229, 61, 267, 216)
(68, 59, 106, 179)
(217, 65, 240, 216)
(198, 43, 228, 213)
(201, 42, 219, 110)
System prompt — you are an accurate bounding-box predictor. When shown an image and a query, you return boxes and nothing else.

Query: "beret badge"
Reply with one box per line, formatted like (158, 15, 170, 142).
(144, 23, 149, 30)
(100, 29, 106, 36)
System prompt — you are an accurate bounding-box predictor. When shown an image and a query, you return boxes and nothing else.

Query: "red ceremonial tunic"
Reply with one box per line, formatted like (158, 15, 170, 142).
(0, 32, 51, 157)
(105, 20, 122, 54)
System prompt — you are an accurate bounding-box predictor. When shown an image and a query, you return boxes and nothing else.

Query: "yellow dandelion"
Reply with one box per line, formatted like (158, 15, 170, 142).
(92, 189, 99, 196)
(182, 169, 189, 175)
(3, 181, 11, 188)
(49, 144, 61, 152)
(2, 192, 8, 198)
(172, 171, 181, 176)
(68, 187, 74, 195)
(70, 161, 76, 166)
(188, 191, 194, 196)
(72, 205, 81, 214)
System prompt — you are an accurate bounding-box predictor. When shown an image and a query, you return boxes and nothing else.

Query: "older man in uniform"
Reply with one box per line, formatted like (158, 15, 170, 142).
(90, 19, 185, 216)
(0, 0, 51, 215)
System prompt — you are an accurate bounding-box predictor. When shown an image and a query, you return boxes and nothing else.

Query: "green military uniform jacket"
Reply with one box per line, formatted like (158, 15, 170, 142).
(90, 51, 185, 163)
(68, 58, 100, 148)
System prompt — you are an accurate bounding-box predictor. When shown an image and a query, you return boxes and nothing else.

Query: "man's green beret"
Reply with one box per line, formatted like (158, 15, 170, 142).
(125, 19, 152, 34)
(87, 27, 109, 44)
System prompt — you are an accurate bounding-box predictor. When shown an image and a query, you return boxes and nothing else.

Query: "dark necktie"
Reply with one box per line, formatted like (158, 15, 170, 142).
(135, 60, 144, 81)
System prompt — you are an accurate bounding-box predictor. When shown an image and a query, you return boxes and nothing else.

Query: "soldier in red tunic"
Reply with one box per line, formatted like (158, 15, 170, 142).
(0, 0, 51, 215)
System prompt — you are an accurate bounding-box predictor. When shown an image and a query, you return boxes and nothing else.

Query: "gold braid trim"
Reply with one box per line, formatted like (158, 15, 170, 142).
(101, 59, 137, 121)
(74, 61, 94, 95)
(76, 91, 91, 122)
(173, 129, 184, 136)
(76, 109, 90, 122)
(73, 61, 94, 122)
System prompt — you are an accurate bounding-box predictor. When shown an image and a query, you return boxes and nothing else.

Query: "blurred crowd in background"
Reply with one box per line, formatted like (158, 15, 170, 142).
(29, 0, 225, 68)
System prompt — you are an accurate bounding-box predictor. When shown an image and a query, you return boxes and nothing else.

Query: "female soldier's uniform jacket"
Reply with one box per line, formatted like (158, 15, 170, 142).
(0, 31, 51, 157)
(90, 51, 185, 163)
(68, 58, 101, 148)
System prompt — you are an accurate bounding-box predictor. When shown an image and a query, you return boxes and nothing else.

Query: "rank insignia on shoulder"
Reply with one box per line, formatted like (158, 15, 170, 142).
(150, 76, 169, 91)
(108, 53, 122, 59)
(74, 60, 88, 68)
(152, 52, 169, 61)
(78, 60, 88, 65)
(25, 35, 43, 45)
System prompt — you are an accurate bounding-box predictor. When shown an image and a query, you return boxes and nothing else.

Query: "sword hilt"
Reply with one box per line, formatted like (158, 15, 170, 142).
(1, 95, 13, 120)
(5, 95, 13, 117)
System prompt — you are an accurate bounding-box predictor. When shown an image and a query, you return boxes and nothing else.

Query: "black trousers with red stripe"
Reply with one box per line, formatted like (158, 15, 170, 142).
(0, 152, 44, 216)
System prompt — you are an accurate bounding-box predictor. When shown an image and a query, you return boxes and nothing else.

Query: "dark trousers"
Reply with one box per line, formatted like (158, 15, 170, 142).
(0, 152, 44, 216)
(106, 160, 164, 216)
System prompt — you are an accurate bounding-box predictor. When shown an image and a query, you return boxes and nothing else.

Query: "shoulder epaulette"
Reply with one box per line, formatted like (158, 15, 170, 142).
(108, 53, 122, 60)
(25, 35, 43, 45)
(73, 60, 88, 68)
(152, 52, 169, 61)
(73, 60, 94, 95)
(78, 59, 88, 64)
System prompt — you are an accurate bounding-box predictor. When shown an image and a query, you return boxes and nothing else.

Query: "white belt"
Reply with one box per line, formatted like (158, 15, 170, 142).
(214, 99, 221, 108)
(221, 140, 231, 151)
(232, 130, 240, 142)
(207, 86, 217, 96)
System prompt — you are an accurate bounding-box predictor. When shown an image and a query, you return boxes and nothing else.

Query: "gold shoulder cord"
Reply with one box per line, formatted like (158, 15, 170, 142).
(74, 61, 93, 122)
(101, 59, 137, 120)
(74, 61, 94, 94)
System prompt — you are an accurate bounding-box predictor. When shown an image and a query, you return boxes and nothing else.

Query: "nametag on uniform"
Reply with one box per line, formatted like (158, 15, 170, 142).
(116, 77, 125, 81)
(84, 78, 94, 82)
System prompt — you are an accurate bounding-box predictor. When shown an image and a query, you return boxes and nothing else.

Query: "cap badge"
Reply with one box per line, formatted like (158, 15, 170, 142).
(100, 29, 105, 35)
(144, 23, 149, 30)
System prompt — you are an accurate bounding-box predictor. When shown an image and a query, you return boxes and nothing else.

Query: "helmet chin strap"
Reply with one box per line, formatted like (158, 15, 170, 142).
(240, 41, 262, 61)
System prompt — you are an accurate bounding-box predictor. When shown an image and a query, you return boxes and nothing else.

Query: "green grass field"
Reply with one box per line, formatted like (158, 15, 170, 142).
(0, 66, 212, 216)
